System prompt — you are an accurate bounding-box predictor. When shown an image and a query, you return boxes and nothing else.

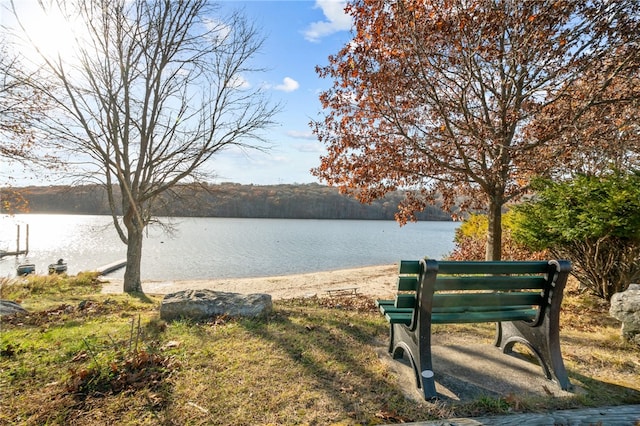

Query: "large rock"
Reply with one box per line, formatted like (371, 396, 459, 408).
(160, 289, 272, 321)
(0, 300, 27, 317)
(609, 284, 640, 345)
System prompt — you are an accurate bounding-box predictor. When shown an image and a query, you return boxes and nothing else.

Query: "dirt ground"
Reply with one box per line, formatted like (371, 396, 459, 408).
(100, 264, 399, 300)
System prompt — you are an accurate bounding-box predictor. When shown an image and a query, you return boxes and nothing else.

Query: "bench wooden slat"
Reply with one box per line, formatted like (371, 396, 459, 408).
(378, 300, 415, 317)
(377, 299, 409, 314)
(375, 299, 394, 308)
(399, 260, 421, 274)
(433, 292, 543, 308)
(376, 299, 392, 314)
(385, 302, 535, 314)
(385, 307, 536, 323)
(432, 305, 534, 313)
(398, 276, 419, 291)
(437, 261, 550, 275)
(395, 294, 416, 308)
(385, 311, 413, 325)
(383, 307, 415, 315)
(432, 308, 538, 324)
(434, 276, 547, 291)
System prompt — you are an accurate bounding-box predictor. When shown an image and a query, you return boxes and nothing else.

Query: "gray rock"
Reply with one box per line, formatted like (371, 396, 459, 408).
(0, 300, 27, 317)
(609, 284, 640, 345)
(160, 289, 272, 321)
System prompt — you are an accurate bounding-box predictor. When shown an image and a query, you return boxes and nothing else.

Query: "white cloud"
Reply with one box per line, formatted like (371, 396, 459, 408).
(286, 130, 315, 139)
(203, 17, 232, 42)
(273, 77, 300, 92)
(303, 0, 352, 42)
(228, 75, 251, 89)
(296, 142, 324, 153)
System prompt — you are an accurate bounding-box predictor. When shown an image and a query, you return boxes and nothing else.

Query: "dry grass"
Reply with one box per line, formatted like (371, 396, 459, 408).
(0, 276, 638, 425)
(558, 282, 640, 397)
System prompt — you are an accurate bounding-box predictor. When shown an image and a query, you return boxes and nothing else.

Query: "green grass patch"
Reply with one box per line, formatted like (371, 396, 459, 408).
(0, 276, 638, 424)
(1, 272, 102, 299)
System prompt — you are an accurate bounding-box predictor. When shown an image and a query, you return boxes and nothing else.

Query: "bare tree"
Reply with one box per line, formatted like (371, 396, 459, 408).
(11, 0, 277, 292)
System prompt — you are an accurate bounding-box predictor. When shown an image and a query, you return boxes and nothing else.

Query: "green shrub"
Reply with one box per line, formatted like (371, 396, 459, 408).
(512, 171, 640, 300)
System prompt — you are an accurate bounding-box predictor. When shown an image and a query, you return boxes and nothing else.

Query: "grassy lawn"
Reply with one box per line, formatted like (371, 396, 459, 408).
(1, 274, 639, 425)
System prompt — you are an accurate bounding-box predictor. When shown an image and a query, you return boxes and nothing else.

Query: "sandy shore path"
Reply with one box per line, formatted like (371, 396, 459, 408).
(101, 264, 399, 300)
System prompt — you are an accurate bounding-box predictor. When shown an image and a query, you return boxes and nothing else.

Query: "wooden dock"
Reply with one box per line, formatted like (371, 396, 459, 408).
(0, 250, 28, 259)
(1, 224, 29, 258)
(95, 259, 127, 275)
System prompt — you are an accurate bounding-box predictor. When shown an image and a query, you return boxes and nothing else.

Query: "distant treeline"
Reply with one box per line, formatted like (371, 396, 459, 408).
(1, 183, 452, 221)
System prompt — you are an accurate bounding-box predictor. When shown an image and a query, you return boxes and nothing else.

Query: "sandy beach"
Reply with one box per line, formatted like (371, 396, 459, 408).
(101, 263, 399, 300)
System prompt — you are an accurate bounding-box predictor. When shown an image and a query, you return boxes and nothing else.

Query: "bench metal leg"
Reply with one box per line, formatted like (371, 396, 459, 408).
(495, 260, 572, 392)
(495, 320, 572, 391)
(389, 323, 438, 399)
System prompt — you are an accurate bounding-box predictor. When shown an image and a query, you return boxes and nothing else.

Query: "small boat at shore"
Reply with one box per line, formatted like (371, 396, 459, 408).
(48, 259, 68, 275)
(17, 263, 36, 275)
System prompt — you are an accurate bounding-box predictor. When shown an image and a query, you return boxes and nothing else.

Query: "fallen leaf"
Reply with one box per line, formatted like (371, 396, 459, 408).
(71, 351, 88, 362)
(162, 340, 181, 350)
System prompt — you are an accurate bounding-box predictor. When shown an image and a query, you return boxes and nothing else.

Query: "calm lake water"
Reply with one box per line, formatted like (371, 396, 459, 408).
(0, 215, 459, 280)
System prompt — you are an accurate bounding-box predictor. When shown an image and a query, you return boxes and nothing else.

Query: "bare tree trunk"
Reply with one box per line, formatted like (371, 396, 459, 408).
(486, 196, 503, 261)
(123, 214, 144, 293)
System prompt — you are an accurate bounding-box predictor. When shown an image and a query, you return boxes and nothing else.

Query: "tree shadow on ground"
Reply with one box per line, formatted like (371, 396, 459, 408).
(567, 371, 640, 405)
(238, 303, 428, 423)
(127, 290, 155, 304)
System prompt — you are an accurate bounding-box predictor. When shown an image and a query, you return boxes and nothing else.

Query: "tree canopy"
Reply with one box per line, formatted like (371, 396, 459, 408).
(312, 0, 640, 259)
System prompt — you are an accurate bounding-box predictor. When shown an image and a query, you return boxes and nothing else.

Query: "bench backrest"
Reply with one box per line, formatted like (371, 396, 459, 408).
(395, 259, 570, 327)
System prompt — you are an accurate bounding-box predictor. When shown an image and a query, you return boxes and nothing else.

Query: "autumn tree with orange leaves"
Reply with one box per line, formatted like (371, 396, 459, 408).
(0, 43, 53, 172)
(312, 0, 639, 260)
(0, 41, 55, 213)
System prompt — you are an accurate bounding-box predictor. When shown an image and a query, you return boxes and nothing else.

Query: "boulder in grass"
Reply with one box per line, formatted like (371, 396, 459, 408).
(0, 300, 27, 317)
(610, 284, 640, 345)
(160, 289, 272, 321)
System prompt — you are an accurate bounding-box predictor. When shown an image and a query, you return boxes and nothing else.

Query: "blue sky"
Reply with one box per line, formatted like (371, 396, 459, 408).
(213, 1, 353, 185)
(1, 0, 354, 186)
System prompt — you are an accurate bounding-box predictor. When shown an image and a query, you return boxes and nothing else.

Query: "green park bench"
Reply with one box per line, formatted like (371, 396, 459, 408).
(376, 259, 572, 399)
